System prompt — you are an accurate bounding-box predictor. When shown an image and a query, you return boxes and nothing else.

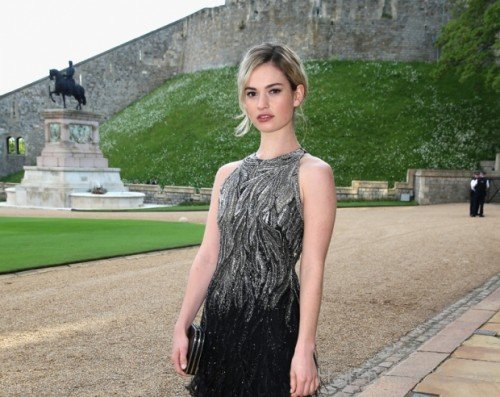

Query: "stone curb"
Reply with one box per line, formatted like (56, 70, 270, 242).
(319, 272, 500, 396)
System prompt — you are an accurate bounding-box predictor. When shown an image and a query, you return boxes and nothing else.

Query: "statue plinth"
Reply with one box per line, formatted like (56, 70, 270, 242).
(37, 109, 107, 168)
(6, 109, 144, 209)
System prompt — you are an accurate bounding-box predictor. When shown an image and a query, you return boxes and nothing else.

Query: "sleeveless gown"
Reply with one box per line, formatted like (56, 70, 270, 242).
(187, 147, 315, 396)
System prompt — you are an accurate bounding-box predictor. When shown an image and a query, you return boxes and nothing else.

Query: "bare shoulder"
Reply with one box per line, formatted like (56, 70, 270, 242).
(298, 153, 335, 204)
(219, 159, 243, 176)
(299, 153, 333, 180)
(215, 160, 244, 185)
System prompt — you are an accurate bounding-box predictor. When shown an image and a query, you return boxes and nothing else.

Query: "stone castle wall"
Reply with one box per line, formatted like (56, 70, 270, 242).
(0, 0, 450, 177)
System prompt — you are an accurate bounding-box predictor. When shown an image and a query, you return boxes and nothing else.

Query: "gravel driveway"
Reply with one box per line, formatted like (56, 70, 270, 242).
(1, 203, 498, 396)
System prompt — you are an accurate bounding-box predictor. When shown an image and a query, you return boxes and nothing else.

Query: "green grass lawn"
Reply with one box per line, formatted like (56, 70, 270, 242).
(99, 60, 499, 188)
(0, 171, 24, 183)
(0, 217, 204, 274)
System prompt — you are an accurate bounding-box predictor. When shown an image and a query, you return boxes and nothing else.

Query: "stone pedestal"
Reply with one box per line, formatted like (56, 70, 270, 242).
(6, 109, 144, 209)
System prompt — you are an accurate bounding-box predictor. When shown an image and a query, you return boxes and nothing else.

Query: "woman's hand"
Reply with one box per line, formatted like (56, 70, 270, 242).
(171, 324, 189, 376)
(289, 349, 319, 396)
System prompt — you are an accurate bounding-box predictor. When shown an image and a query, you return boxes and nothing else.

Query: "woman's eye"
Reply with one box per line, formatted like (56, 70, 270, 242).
(269, 89, 281, 95)
(246, 91, 256, 98)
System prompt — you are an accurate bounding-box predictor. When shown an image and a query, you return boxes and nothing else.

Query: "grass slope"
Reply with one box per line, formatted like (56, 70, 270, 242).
(97, 61, 498, 188)
(0, 217, 204, 273)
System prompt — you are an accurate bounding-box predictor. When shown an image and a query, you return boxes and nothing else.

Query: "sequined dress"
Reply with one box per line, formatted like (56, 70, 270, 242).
(187, 147, 310, 396)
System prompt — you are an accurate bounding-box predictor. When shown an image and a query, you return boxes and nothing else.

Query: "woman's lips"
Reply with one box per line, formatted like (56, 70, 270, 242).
(257, 114, 274, 122)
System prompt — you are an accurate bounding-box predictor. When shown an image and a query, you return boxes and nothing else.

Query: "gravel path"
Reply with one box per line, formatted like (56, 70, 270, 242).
(1, 203, 498, 396)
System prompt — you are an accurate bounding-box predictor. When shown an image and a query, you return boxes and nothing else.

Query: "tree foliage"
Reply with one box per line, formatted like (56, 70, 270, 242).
(434, 0, 500, 92)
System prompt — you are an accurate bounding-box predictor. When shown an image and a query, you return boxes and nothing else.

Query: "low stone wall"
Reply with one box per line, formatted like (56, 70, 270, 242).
(336, 170, 415, 201)
(3, 169, 497, 206)
(126, 184, 211, 205)
(414, 169, 472, 205)
(414, 169, 500, 205)
(126, 175, 416, 205)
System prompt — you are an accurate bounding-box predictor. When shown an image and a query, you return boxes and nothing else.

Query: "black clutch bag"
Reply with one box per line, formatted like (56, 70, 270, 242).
(185, 323, 205, 375)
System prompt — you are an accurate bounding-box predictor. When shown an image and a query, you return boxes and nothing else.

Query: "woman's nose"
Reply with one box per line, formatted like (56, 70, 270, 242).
(257, 93, 269, 109)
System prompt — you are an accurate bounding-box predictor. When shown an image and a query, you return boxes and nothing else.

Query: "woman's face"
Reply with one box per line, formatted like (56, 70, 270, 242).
(243, 62, 304, 135)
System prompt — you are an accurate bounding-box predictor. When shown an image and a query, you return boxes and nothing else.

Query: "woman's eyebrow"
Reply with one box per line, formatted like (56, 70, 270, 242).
(245, 83, 284, 90)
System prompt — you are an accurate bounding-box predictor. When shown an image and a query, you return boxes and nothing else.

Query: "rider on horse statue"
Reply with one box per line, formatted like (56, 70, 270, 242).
(49, 60, 86, 110)
(63, 61, 76, 87)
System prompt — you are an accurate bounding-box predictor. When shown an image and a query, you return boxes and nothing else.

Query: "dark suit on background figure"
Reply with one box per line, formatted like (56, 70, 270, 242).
(475, 173, 489, 217)
(470, 172, 489, 217)
(470, 172, 479, 217)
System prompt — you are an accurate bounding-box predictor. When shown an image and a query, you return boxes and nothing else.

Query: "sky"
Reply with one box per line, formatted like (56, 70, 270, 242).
(0, 0, 225, 96)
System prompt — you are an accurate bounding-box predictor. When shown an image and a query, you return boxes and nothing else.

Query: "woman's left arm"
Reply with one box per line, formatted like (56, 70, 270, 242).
(290, 158, 336, 397)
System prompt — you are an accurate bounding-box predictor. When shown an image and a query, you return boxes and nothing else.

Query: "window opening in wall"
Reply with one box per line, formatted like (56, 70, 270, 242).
(7, 137, 16, 154)
(17, 137, 26, 155)
(382, 0, 392, 18)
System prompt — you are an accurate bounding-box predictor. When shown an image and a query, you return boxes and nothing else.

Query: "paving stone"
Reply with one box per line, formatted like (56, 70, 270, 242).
(455, 308, 496, 324)
(386, 351, 448, 379)
(351, 377, 371, 387)
(321, 384, 338, 395)
(360, 371, 378, 381)
(378, 361, 393, 368)
(452, 344, 500, 362)
(462, 334, 500, 349)
(358, 376, 419, 397)
(331, 378, 348, 389)
(476, 327, 497, 335)
(331, 392, 354, 397)
(342, 384, 361, 393)
(413, 373, 500, 397)
(387, 354, 404, 362)
(433, 357, 500, 382)
(473, 289, 500, 311)
(418, 321, 480, 353)
(481, 322, 500, 334)
(489, 311, 500, 323)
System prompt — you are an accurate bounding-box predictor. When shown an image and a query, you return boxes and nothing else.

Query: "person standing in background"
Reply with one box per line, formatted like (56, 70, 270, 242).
(474, 172, 489, 217)
(470, 171, 479, 217)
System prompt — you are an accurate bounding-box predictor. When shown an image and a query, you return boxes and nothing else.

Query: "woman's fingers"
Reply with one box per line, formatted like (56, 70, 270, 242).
(290, 374, 320, 396)
(290, 370, 297, 395)
(171, 332, 189, 376)
(171, 348, 185, 376)
(179, 345, 188, 372)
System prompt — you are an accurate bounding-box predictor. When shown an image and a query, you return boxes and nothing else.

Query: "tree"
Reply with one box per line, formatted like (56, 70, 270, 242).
(434, 0, 499, 93)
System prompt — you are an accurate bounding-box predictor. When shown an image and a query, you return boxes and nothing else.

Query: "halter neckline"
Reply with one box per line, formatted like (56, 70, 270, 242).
(250, 147, 305, 162)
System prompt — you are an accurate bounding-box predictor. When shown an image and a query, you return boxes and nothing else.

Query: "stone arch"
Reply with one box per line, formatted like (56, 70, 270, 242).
(7, 137, 16, 154)
(17, 137, 26, 155)
(5, 136, 25, 155)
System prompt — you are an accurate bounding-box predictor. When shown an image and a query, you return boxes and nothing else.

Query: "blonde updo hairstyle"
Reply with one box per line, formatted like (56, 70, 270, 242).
(235, 43, 308, 137)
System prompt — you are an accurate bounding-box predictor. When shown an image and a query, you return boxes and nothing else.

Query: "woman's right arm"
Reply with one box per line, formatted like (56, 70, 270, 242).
(170, 163, 237, 376)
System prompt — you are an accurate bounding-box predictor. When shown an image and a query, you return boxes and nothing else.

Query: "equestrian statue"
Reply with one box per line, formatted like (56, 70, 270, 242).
(49, 61, 86, 110)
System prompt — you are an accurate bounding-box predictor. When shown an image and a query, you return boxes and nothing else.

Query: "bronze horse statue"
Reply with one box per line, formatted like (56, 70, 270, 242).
(49, 69, 86, 110)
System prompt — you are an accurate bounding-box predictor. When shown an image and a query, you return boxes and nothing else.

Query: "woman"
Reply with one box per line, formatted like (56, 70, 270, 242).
(171, 43, 336, 397)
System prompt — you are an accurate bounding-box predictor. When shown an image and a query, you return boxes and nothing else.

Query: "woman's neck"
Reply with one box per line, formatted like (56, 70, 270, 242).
(256, 131, 301, 160)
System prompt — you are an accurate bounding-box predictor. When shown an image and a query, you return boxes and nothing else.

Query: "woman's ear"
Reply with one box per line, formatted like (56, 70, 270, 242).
(293, 84, 305, 107)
